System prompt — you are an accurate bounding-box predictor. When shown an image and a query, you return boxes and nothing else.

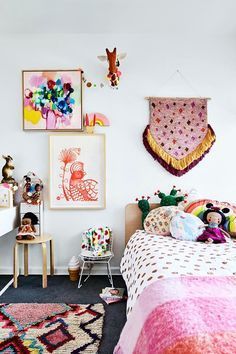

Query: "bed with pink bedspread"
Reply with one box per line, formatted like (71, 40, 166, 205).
(115, 230, 236, 353)
(114, 276, 236, 354)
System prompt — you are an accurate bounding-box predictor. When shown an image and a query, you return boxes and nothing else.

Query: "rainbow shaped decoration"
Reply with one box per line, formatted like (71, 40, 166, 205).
(185, 199, 236, 236)
(84, 113, 110, 127)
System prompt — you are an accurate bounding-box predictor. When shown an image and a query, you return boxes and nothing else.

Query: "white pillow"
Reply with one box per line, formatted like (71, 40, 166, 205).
(170, 211, 204, 241)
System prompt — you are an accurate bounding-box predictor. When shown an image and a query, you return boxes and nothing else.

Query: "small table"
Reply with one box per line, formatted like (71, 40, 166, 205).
(13, 234, 54, 288)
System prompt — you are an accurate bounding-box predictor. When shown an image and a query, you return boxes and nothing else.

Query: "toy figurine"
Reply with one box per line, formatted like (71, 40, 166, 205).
(16, 217, 36, 240)
(20, 172, 43, 204)
(197, 203, 231, 244)
(1, 155, 18, 190)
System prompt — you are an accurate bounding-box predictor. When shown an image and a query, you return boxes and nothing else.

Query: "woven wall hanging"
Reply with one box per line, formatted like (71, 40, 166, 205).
(143, 97, 216, 176)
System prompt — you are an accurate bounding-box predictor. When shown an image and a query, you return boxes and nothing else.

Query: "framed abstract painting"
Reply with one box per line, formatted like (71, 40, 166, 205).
(49, 134, 106, 209)
(22, 69, 83, 131)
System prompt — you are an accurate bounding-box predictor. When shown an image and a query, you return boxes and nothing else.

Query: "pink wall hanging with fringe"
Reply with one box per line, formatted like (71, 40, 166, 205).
(143, 97, 216, 176)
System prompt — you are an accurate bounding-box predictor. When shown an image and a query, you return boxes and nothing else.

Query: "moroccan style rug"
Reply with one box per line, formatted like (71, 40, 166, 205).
(0, 303, 105, 353)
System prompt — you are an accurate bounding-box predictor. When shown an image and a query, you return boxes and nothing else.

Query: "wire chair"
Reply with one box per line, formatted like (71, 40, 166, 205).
(78, 227, 114, 288)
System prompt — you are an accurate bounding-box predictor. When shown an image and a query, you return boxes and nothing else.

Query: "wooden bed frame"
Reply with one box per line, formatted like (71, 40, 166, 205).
(125, 203, 159, 244)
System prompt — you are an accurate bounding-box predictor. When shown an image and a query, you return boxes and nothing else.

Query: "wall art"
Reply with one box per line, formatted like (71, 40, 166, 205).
(98, 48, 126, 88)
(49, 134, 105, 209)
(23, 69, 83, 131)
(0, 184, 13, 208)
(143, 97, 216, 176)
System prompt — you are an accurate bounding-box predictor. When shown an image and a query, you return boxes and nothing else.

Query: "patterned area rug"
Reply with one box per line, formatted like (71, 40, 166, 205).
(0, 303, 105, 353)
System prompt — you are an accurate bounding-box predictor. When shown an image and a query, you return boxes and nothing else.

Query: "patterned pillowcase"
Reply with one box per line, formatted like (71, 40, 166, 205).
(144, 206, 180, 236)
(170, 212, 204, 241)
(185, 199, 236, 237)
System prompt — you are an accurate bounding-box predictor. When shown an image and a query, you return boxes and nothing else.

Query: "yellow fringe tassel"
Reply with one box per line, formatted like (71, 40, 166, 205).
(146, 127, 216, 171)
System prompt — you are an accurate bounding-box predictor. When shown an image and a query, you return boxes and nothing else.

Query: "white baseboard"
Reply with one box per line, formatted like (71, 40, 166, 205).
(0, 265, 121, 276)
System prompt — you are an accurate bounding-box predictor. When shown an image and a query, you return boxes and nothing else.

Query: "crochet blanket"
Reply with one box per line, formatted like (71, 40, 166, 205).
(143, 97, 216, 176)
(114, 276, 236, 354)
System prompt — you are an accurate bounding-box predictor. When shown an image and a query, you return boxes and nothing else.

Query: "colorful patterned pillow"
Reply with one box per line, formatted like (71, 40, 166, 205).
(170, 212, 204, 241)
(185, 199, 236, 237)
(144, 206, 180, 235)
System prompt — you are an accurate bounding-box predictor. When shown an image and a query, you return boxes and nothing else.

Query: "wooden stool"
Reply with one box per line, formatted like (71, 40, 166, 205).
(13, 234, 54, 288)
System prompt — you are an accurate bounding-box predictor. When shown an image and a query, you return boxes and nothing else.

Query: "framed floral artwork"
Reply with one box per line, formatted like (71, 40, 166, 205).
(22, 69, 83, 131)
(49, 134, 106, 209)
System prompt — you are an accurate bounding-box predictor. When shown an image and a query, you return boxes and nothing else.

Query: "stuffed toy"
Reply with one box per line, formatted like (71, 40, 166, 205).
(136, 196, 150, 228)
(97, 48, 126, 88)
(197, 203, 231, 244)
(16, 217, 36, 240)
(155, 186, 187, 206)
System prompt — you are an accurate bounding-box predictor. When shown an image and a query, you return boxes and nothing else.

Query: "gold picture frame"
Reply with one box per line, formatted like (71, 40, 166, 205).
(49, 134, 106, 209)
(22, 69, 83, 131)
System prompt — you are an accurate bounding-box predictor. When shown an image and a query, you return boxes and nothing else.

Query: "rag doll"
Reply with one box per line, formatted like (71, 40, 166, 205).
(23, 183, 43, 204)
(197, 203, 231, 244)
(16, 217, 36, 240)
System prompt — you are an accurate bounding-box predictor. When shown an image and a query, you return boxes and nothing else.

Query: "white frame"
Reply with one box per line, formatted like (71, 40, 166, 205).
(49, 134, 106, 209)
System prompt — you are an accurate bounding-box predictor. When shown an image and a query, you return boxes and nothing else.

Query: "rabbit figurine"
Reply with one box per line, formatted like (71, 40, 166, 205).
(1, 155, 17, 185)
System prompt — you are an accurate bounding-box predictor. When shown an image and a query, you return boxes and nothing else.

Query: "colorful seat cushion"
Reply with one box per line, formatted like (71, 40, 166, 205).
(170, 212, 204, 241)
(144, 206, 180, 236)
(185, 199, 236, 237)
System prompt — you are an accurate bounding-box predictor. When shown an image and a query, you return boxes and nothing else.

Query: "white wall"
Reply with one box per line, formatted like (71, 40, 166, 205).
(0, 33, 235, 274)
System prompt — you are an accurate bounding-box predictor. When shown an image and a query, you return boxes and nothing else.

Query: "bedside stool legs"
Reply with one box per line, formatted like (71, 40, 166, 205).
(13, 243, 19, 288)
(24, 244, 28, 276)
(13, 235, 55, 289)
(42, 243, 47, 288)
(50, 239, 55, 276)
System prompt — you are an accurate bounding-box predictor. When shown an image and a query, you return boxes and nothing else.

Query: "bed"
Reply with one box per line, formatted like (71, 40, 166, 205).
(114, 204, 236, 354)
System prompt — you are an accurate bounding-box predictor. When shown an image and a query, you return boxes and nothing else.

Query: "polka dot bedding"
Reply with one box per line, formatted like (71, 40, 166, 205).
(121, 230, 236, 316)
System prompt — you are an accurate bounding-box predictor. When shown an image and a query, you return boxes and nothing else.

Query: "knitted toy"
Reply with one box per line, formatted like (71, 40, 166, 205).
(197, 203, 231, 244)
(155, 186, 187, 206)
(136, 196, 150, 228)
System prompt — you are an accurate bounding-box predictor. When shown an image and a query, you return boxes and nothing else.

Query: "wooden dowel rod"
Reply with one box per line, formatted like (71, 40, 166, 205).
(145, 96, 211, 100)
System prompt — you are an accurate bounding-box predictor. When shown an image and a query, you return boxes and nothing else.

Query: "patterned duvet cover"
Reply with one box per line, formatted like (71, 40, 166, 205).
(121, 230, 236, 315)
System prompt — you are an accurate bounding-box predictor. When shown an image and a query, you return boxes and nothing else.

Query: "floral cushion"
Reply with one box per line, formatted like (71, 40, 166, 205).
(170, 212, 204, 241)
(185, 199, 236, 237)
(144, 206, 180, 236)
(81, 226, 112, 256)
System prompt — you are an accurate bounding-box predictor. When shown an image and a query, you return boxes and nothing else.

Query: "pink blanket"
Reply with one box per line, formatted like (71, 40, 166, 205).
(114, 276, 236, 354)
